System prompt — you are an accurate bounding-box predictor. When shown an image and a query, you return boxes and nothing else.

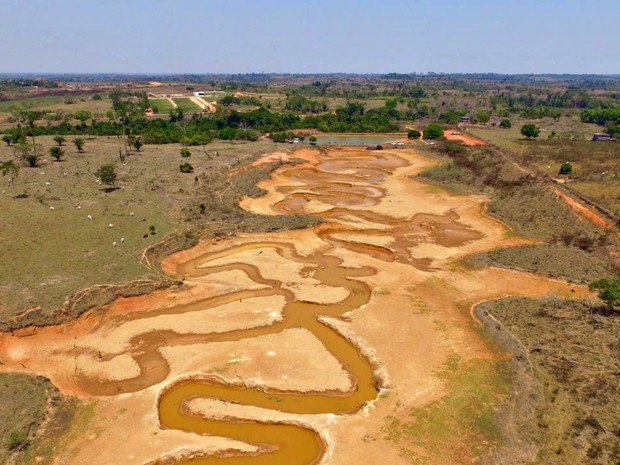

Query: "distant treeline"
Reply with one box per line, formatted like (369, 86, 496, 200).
(2, 73, 620, 83)
(581, 107, 620, 125)
(2, 102, 402, 144)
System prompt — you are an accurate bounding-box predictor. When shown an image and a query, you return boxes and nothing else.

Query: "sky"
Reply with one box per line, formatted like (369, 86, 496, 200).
(1, 0, 619, 75)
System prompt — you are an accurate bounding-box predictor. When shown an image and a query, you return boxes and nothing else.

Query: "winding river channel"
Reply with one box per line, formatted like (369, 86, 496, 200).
(0, 147, 585, 465)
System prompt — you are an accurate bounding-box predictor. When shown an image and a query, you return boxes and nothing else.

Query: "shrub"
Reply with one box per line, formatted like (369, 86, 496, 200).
(179, 162, 194, 173)
(423, 123, 444, 140)
(408, 129, 421, 139)
(270, 132, 287, 143)
(559, 162, 573, 175)
(49, 146, 65, 161)
(500, 119, 512, 129)
(180, 148, 191, 158)
(590, 278, 620, 309)
(6, 430, 30, 451)
(95, 163, 117, 188)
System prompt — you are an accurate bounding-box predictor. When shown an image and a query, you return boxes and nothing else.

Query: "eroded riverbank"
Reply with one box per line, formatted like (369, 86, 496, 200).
(0, 147, 588, 465)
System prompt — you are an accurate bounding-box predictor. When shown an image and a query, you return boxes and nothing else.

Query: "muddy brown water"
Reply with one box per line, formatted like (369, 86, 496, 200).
(45, 149, 486, 464)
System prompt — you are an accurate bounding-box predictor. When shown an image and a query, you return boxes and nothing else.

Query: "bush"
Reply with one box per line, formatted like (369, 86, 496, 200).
(270, 132, 287, 143)
(6, 430, 30, 451)
(559, 162, 573, 175)
(500, 119, 512, 129)
(180, 148, 191, 158)
(423, 123, 444, 140)
(179, 162, 193, 173)
(408, 129, 421, 139)
(521, 123, 540, 139)
(589, 278, 620, 309)
(95, 163, 117, 188)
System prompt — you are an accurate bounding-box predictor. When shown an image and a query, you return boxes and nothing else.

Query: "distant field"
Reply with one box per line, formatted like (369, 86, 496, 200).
(0, 94, 109, 117)
(469, 123, 620, 214)
(171, 97, 201, 112)
(149, 98, 175, 113)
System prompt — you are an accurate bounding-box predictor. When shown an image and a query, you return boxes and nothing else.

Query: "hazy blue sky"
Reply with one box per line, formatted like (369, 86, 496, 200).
(1, 0, 618, 74)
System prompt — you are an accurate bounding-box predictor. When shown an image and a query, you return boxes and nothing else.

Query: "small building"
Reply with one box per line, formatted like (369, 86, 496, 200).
(193, 91, 206, 97)
(593, 133, 612, 141)
(459, 116, 471, 123)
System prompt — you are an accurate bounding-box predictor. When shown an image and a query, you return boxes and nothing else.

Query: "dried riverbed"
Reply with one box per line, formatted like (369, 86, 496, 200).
(0, 147, 587, 464)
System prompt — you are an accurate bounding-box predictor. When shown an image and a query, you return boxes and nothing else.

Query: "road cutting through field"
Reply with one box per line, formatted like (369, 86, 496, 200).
(0, 147, 589, 465)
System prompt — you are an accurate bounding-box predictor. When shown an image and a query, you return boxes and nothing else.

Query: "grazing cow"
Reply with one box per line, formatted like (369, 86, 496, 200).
(113, 242, 117, 247)
(120, 237, 125, 244)
(87, 215, 93, 220)
(108, 224, 114, 228)
(49, 206, 55, 210)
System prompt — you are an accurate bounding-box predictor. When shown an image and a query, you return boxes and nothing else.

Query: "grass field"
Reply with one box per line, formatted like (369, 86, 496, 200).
(148, 98, 175, 113)
(417, 140, 618, 289)
(468, 124, 620, 215)
(0, 137, 294, 320)
(476, 298, 620, 465)
(171, 97, 201, 112)
(0, 374, 75, 465)
(0, 95, 110, 118)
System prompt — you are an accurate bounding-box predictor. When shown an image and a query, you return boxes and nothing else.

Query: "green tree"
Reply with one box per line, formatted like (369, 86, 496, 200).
(559, 162, 573, 175)
(605, 125, 620, 138)
(74, 110, 92, 126)
(407, 129, 421, 139)
(96, 163, 117, 189)
(78, 109, 96, 138)
(475, 111, 490, 124)
(309, 135, 317, 145)
(49, 146, 65, 162)
(589, 278, 620, 309)
(520, 123, 540, 139)
(25, 111, 38, 148)
(270, 132, 287, 143)
(73, 137, 85, 153)
(499, 119, 512, 129)
(53, 135, 65, 146)
(423, 123, 444, 140)
(2, 134, 12, 146)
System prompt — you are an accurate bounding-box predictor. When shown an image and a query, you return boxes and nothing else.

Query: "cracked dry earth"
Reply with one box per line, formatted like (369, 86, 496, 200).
(0, 147, 587, 465)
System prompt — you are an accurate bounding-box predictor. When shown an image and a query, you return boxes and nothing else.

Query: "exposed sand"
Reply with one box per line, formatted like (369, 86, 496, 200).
(0, 146, 590, 465)
(553, 187, 610, 228)
(444, 130, 488, 146)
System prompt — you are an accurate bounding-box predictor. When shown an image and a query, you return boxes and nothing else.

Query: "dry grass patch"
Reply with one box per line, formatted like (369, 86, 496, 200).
(476, 298, 620, 465)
